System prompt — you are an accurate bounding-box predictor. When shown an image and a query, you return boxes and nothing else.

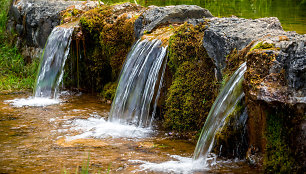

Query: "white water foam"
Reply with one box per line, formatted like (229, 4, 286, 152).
(5, 97, 60, 107)
(66, 114, 153, 140)
(131, 154, 217, 174)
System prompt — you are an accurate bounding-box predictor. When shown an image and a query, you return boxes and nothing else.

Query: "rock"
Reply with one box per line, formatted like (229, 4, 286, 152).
(203, 17, 286, 80)
(8, 0, 83, 48)
(134, 5, 213, 38)
(7, 0, 99, 59)
(244, 33, 306, 172)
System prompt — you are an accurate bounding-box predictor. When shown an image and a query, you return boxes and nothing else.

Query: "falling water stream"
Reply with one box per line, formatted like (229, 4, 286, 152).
(109, 39, 167, 127)
(193, 62, 247, 161)
(6, 26, 74, 107)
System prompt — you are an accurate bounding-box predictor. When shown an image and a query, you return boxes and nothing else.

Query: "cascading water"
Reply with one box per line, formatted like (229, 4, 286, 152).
(108, 39, 167, 127)
(65, 39, 168, 140)
(193, 62, 246, 161)
(133, 63, 247, 173)
(6, 27, 73, 107)
(34, 27, 74, 98)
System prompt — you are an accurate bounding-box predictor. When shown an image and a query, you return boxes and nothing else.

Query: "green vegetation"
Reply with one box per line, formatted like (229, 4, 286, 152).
(250, 41, 274, 51)
(76, 4, 140, 94)
(164, 23, 218, 132)
(62, 153, 111, 174)
(0, 0, 39, 92)
(264, 112, 294, 173)
(100, 82, 117, 101)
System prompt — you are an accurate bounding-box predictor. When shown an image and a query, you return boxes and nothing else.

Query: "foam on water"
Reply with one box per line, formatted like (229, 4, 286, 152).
(131, 155, 217, 174)
(5, 97, 60, 107)
(66, 114, 153, 140)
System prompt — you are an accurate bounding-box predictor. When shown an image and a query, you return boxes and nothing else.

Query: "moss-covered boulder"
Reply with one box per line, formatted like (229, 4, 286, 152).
(163, 23, 218, 133)
(244, 35, 306, 173)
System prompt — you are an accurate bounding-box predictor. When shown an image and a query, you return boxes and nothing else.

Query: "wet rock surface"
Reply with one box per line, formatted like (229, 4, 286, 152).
(134, 5, 213, 38)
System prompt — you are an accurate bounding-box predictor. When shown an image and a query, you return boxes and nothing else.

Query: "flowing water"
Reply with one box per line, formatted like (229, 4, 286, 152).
(6, 27, 74, 107)
(109, 39, 167, 127)
(35, 27, 74, 98)
(0, 92, 261, 174)
(193, 62, 246, 161)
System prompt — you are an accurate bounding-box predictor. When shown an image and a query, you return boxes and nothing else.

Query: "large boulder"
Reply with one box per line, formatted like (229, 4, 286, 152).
(7, 0, 98, 59)
(134, 5, 213, 38)
(244, 33, 305, 172)
(203, 17, 286, 80)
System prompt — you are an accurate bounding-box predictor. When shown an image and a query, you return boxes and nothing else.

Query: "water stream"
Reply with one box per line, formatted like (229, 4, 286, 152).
(109, 39, 167, 127)
(193, 62, 246, 161)
(6, 27, 74, 107)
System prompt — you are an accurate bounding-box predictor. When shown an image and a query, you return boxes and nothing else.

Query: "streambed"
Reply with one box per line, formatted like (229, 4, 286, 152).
(0, 92, 260, 173)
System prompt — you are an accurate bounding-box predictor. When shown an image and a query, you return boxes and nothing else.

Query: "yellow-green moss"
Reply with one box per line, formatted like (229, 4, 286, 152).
(264, 112, 295, 173)
(78, 5, 140, 92)
(61, 8, 83, 24)
(100, 82, 117, 101)
(250, 41, 274, 51)
(164, 23, 218, 132)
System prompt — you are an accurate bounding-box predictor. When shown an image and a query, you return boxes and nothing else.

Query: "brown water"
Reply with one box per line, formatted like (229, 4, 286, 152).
(0, 92, 260, 173)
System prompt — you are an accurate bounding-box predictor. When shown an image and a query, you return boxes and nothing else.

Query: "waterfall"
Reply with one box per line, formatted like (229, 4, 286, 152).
(108, 39, 167, 127)
(193, 62, 247, 162)
(34, 27, 74, 98)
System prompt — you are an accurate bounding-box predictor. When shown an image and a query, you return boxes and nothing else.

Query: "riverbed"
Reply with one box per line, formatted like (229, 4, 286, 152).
(0, 92, 261, 173)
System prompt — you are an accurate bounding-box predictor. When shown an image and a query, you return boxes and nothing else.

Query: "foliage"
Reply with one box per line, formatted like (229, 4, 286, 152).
(0, 0, 39, 91)
(100, 82, 117, 100)
(164, 23, 218, 132)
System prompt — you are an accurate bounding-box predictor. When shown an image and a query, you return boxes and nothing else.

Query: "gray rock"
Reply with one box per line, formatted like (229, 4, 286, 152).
(134, 5, 213, 39)
(203, 17, 286, 80)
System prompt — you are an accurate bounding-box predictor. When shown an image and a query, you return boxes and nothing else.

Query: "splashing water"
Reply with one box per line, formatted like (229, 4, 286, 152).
(193, 62, 246, 162)
(126, 63, 247, 173)
(108, 39, 167, 127)
(65, 113, 153, 140)
(6, 27, 73, 107)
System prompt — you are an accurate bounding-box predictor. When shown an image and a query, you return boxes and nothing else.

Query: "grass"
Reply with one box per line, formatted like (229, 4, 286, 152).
(62, 153, 111, 174)
(0, 0, 39, 92)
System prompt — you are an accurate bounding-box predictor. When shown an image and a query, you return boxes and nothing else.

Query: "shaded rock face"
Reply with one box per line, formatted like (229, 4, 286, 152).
(203, 17, 286, 80)
(134, 5, 213, 38)
(243, 34, 306, 172)
(8, 0, 84, 49)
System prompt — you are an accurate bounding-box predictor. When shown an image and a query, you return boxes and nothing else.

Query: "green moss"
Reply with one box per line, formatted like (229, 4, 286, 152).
(264, 112, 295, 173)
(61, 8, 83, 24)
(164, 23, 218, 132)
(250, 41, 274, 51)
(100, 82, 117, 101)
(77, 5, 137, 92)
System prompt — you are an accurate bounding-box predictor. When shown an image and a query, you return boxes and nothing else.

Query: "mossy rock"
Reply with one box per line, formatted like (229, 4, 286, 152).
(100, 82, 117, 101)
(76, 4, 140, 92)
(164, 23, 218, 132)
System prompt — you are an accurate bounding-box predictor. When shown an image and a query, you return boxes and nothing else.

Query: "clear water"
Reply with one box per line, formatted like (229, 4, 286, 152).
(107, 0, 306, 34)
(109, 39, 167, 127)
(0, 92, 260, 173)
(34, 27, 73, 98)
(193, 62, 246, 161)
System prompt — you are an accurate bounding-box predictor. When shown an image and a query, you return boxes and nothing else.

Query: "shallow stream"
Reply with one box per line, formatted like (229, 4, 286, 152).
(0, 92, 261, 173)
